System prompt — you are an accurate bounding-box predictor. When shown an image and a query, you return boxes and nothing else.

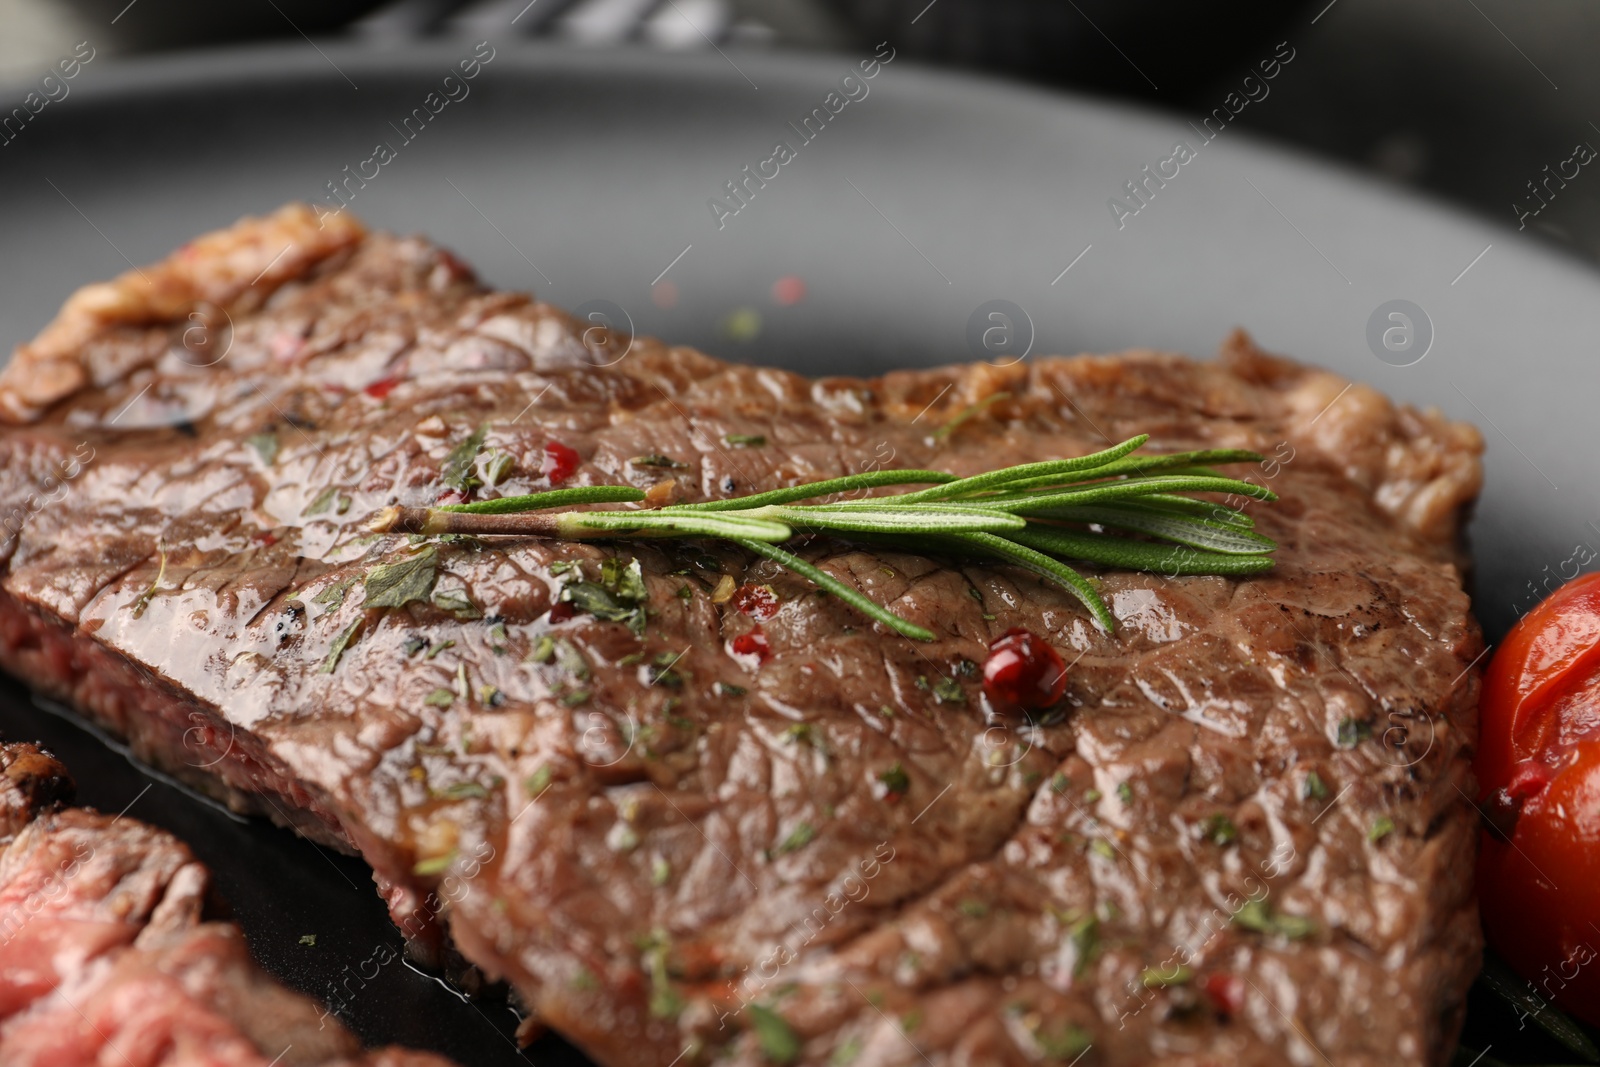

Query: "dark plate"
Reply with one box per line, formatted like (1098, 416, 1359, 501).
(0, 39, 1596, 1065)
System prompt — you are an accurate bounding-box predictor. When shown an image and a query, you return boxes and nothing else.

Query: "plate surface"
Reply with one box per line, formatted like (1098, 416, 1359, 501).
(0, 41, 1595, 1064)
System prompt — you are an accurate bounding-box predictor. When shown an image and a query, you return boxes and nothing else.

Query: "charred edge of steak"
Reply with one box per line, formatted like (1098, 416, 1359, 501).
(0, 739, 72, 840)
(0, 203, 367, 424)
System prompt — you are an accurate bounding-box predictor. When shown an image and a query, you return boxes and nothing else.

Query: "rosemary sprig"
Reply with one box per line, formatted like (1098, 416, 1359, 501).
(367, 435, 1277, 639)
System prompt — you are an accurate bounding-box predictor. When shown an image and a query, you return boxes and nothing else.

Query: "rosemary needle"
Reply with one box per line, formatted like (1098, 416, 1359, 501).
(367, 435, 1276, 639)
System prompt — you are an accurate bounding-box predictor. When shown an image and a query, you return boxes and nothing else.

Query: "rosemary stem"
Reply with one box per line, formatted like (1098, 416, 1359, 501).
(368, 506, 565, 537)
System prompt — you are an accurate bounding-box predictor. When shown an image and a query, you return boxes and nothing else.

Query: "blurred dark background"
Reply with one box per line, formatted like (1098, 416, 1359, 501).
(3, 0, 1598, 263)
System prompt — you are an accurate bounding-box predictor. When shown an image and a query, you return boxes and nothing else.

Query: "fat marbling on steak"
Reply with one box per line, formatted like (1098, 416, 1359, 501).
(0, 205, 1486, 1066)
(0, 739, 456, 1066)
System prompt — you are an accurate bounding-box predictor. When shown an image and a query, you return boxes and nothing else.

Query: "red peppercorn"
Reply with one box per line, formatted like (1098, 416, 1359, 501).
(363, 375, 402, 399)
(730, 583, 780, 620)
(548, 601, 576, 624)
(982, 628, 1068, 710)
(1202, 972, 1245, 1018)
(542, 441, 581, 485)
(728, 629, 771, 668)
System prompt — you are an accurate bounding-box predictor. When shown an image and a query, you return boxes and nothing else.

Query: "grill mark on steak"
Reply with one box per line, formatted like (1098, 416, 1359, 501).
(0, 740, 456, 1066)
(0, 205, 1486, 1066)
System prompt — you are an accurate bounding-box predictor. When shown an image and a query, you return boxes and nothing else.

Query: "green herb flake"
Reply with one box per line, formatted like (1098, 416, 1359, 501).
(931, 676, 965, 704)
(1051, 772, 1070, 795)
(412, 851, 455, 877)
(525, 766, 553, 795)
(439, 780, 489, 800)
(569, 968, 599, 992)
(298, 933, 317, 947)
(561, 557, 648, 635)
(1202, 813, 1238, 846)
(554, 580, 643, 629)
(747, 1004, 801, 1066)
(1304, 770, 1329, 801)
(246, 432, 280, 466)
(548, 560, 577, 576)
(425, 639, 456, 660)
(676, 584, 694, 600)
(602, 556, 648, 599)
(629, 454, 689, 469)
(1336, 717, 1372, 748)
(724, 433, 767, 448)
(878, 762, 911, 798)
(481, 450, 515, 487)
(320, 619, 362, 674)
(776, 821, 815, 855)
(1032, 1021, 1092, 1061)
(1232, 899, 1316, 940)
(402, 636, 428, 657)
(829, 1035, 864, 1066)
(1141, 964, 1193, 988)
(717, 681, 748, 697)
(650, 856, 672, 887)
(432, 588, 482, 620)
(1369, 815, 1396, 844)
(441, 425, 488, 492)
(423, 688, 455, 708)
(1083, 788, 1102, 804)
(1089, 838, 1116, 861)
(561, 689, 592, 707)
(1067, 915, 1099, 978)
(610, 823, 640, 852)
(312, 576, 358, 610)
(554, 639, 590, 680)
(642, 932, 683, 1020)
(957, 899, 988, 918)
(303, 486, 343, 517)
(1116, 781, 1133, 805)
(363, 546, 439, 609)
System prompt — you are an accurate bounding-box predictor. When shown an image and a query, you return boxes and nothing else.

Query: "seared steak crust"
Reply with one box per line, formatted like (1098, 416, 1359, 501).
(0, 740, 454, 1066)
(0, 207, 1486, 1066)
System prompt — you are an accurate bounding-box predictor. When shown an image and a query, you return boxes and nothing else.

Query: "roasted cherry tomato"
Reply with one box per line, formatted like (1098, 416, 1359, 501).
(1476, 571, 1600, 1025)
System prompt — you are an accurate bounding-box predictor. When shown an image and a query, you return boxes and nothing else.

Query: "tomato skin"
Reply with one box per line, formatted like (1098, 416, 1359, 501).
(1477, 571, 1600, 792)
(1478, 741, 1600, 1023)
(1475, 572, 1600, 1026)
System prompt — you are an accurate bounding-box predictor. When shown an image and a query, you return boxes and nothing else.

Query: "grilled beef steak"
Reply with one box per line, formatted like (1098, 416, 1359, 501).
(0, 206, 1486, 1066)
(0, 740, 455, 1066)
